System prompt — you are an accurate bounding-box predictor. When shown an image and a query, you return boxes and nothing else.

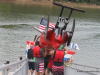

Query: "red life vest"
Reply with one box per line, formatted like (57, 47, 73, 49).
(33, 47, 41, 57)
(48, 57, 53, 68)
(63, 49, 64, 51)
(54, 50, 64, 62)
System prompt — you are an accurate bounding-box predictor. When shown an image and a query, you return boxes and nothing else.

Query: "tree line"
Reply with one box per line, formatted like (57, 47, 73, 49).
(54, 0, 100, 5)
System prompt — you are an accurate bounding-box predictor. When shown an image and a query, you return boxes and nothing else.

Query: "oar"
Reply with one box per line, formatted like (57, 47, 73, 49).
(34, 31, 38, 41)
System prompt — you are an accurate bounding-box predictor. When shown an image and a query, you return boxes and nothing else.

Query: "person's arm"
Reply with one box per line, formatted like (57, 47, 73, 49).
(7, 67, 12, 71)
(42, 47, 47, 57)
(64, 47, 68, 51)
(26, 43, 31, 50)
(64, 47, 68, 55)
(49, 49, 55, 56)
(34, 35, 41, 42)
(71, 55, 73, 62)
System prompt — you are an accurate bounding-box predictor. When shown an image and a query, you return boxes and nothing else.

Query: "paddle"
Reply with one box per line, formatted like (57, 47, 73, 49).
(34, 31, 38, 41)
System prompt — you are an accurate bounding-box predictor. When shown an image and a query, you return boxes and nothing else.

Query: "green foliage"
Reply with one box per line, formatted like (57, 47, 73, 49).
(71, 0, 76, 2)
(55, 0, 62, 2)
(96, 2, 100, 5)
(54, 0, 100, 5)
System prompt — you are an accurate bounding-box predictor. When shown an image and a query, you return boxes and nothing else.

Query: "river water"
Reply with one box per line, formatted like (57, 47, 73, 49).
(0, 2, 100, 68)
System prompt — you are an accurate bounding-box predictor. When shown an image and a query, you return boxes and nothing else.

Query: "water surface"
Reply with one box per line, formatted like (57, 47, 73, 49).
(0, 2, 100, 68)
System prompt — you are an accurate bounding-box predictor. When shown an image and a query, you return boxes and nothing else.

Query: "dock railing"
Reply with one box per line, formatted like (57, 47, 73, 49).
(64, 62, 100, 75)
(0, 58, 28, 75)
(0, 59, 100, 75)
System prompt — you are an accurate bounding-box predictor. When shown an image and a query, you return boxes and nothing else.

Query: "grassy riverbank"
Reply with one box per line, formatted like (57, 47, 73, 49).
(0, 1, 100, 9)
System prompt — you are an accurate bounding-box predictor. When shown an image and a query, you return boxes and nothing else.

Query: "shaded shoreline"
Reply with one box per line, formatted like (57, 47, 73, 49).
(0, 1, 100, 9)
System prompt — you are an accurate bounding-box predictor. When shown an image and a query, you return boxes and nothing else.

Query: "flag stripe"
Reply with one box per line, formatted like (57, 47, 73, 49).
(67, 50, 76, 55)
(64, 50, 76, 61)
(39, 25, 45, 30)
(39, 63, 44, 73)
(39, 18, 55, 32)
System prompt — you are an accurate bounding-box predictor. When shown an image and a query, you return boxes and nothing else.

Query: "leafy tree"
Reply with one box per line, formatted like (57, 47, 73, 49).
(55, 0, 100, 5)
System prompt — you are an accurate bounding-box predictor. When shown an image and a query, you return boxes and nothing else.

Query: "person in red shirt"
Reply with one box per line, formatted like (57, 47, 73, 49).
(45, 55, 53, 75)
(33, 41, 46, 75)
(26, 35, 41, 75)
(49, 44, 68, 75)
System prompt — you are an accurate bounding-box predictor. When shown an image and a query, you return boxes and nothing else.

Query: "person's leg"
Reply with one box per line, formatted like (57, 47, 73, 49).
(44, 62, 48, 75)
(28, 70, 31, 75)
(35, 62, 39, 75)
(49, 68, 53, 75)
(31, 70, 34, 75)
(35, 71, 39, 75)
(58, 65, 64, 75)
(50, 67, 53, 75)
(52, 65, 58, 75)
(51, 70, 53, 75)
(45, 68, 49, 75)
(31, 62, 35, 75)
(28, 61, 31, 75)
(39, 72, 44, 75)
(39, 63, 44, 75)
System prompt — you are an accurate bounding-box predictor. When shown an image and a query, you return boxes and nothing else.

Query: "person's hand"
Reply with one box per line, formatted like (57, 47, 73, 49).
(39, 34, 41, 37)
(44, 46, 47, 51)
(64, 47, 68, 51)
(52, 46, 55, 50)
(29, 43, 31, 46)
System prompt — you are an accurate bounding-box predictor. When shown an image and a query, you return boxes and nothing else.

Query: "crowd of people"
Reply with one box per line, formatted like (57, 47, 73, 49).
(3, 56, 23, 75)
(3, 36, 73, 75)
(26, 35, 73, 75)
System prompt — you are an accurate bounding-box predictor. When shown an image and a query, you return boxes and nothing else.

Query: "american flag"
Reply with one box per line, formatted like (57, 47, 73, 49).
(39, 18, 55, 32)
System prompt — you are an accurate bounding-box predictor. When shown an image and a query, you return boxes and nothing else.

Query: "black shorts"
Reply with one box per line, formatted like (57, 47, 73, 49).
(44, 62, 49, 69)
(28, 61, 35, 70)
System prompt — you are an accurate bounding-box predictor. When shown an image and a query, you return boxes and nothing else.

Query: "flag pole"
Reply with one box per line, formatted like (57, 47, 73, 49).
(34, 31, 38, 41)
(34, 16, 43, 41)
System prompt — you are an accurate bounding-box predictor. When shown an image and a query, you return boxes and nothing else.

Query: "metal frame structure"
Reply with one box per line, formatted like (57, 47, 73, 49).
(0, 59, 28, 75)
(0, 59, 100, 75)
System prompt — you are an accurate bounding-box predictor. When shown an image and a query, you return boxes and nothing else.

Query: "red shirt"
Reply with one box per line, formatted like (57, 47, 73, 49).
(48, 57, 53, 68)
